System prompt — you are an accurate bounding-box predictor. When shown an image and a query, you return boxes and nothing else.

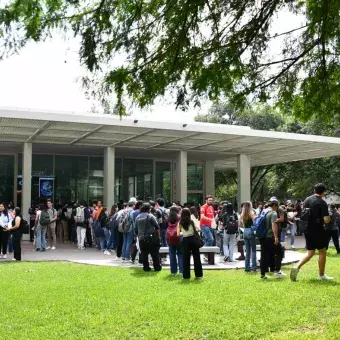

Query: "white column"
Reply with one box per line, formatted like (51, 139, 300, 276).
(176, 151, 187, 204)
(205, 160, 215, 198)
(237, 154, 251, 209)
(103, 146, 115, 209)
(22, 143, 32, 241)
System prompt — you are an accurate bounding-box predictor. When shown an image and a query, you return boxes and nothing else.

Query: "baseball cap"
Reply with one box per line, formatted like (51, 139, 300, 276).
(269, 196, 279, 204)
(128, 197, 137, 204)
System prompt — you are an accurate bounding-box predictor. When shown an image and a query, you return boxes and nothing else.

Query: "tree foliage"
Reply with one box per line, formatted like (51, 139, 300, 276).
(1, 0, 340, 119)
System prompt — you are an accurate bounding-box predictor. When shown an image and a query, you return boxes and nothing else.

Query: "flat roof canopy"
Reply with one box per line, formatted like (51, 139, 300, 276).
(1, 107, 340, 169)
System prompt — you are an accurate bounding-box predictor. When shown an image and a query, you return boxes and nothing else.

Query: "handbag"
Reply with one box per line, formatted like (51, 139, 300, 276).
(192, 225, 204, 248)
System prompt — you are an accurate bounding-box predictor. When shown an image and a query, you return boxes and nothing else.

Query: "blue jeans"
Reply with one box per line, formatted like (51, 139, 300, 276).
(100, 228, 111, 251)
(169, 245, 183, 274)
(122, 229, 134, 259)
(160, 228, 167, 247)
(36, 227, 47, 250)
(201, 226, 213, 246)
(280, 224, 295, 245)
(243, 228, 257, 271)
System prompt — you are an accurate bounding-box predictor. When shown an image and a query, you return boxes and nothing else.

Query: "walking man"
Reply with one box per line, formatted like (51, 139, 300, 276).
(290, 183, 333, 281)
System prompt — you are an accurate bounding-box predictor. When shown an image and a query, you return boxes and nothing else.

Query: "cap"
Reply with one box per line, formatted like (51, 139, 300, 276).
(128, 197, 137, 204)
(269, 196, 279, 204)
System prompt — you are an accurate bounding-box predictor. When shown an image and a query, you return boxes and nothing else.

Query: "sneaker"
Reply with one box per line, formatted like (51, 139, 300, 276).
(274, 271, 287, 278)
(80, 247, 85, 250)
(2, 254, 7, 259)
(261, 275, 270, 280)
(223, 256, 229, 262)
(12, 258, 16, 261)
(46, 246, 51, 250)
(290, 267, 299, 282)
(51, 246, 56, 250)
(130, 259, 135, 264)
(319, 274, 334, 281)
(104, 250, 111, 256)
(291, 245, 296, 249)
(36, 248, 40, 252)
(41, 248, 46, 252)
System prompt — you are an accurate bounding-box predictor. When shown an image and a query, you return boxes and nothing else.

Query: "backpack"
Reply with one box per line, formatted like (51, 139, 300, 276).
(222, 213, 239, 234)
(166, 222, 181, 246)
(39, 210, 50, 227)
(118, 210, 132, 233)
(159, 208, 168, 229)
(76, 207, 85, 223)
(251, 209, 270, 238)
(20, 218, 29, 234)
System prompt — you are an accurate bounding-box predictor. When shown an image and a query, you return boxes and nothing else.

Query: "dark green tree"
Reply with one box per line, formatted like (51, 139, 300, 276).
(1, 0, 339, 119)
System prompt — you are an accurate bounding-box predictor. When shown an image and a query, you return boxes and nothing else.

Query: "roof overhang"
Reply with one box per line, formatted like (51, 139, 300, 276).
(1, 107, 340, 169)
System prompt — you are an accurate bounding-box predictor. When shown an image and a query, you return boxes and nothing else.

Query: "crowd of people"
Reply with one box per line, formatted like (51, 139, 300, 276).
(0, 183, 337, 281)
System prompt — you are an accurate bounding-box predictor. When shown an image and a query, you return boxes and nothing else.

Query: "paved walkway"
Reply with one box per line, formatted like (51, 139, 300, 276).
(0, 234, 309, 270)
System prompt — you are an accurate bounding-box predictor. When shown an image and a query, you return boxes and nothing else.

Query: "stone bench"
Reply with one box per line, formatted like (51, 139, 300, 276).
(159, 246, 220, 265)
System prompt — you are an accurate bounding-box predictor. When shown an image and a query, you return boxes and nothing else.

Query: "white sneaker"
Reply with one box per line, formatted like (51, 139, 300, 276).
(104, 250, 111, 256)
(51, 246, 56, 250)
(274, 271, 287, 278)
(46, 246, 51, 250)
(3, 254, 7, 259)
(319, 274, 334, 281)
(12, 258, 16, 261)
(80, 247, 85, 250)
(291, 245, 296, 249)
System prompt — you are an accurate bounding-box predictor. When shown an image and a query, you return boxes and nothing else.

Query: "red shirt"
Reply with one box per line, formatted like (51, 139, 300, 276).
(200, 204, 215, 227)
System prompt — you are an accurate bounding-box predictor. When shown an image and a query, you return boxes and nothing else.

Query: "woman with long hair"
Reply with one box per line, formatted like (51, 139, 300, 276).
(167, 206, 182, 275)
(7, 207, 22, 261)
(220, 203, 239, 262)
(177, 208, 203, 280)
(0, 203, 10, 259)
(241, 201, 256, 272)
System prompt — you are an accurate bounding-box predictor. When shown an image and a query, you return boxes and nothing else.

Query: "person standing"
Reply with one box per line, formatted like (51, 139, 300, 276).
(60, 203, 69, 243)
(35, 203, 49, 252)
(177, 208, 203, 280)
(135, 203, 162, 272)
(290, 184, 332, 281)
(241, 201, 256, 272)
(7, 207, 23, 261)
(75, 201, 89, 250)
(46, 200, 57, 250)
(259, 198, 285, 279)
(200, 195, 215, 247)
(121, 198, 136, 261)
(0, 203, 11, 259)
(325, 204, 340, 254)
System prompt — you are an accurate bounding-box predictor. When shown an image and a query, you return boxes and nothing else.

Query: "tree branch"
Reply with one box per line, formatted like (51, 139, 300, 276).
(251, 165, 274, 198)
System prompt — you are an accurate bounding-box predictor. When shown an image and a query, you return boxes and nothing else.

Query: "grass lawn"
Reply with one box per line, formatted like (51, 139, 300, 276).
(1, 251, 340, 339)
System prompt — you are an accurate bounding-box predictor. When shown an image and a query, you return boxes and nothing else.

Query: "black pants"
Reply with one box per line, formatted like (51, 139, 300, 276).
(182, 236, 203, 279)
(139, 239, 161, 271)
(326, 229, 340, 253)
(30, 220, 35, 242)
(260, 238, 283, 276)
(0, 229, 9, 255)
(85, 226, 93, 247)
(116, 231, 123, 258)
(12, 230, 22, 261)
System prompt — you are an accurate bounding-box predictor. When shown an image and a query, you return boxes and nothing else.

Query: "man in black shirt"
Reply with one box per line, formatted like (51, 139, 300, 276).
(290, 184, 332, 281)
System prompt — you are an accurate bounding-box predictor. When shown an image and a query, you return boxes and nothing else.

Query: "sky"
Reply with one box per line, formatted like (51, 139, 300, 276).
(0, 8, 303, 122)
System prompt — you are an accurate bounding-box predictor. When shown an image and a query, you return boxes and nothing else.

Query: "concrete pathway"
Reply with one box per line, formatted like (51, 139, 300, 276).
(0, 236, 308, 270)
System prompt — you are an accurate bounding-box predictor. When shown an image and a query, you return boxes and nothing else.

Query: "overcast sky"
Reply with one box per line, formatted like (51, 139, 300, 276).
(0, 8, 302, 122)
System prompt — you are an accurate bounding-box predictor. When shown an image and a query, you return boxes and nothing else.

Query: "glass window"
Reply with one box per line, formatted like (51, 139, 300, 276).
(0, 155, 14, 203)
(122, 159, 153, 201)
(32, 155, 54, 203)
(187, 164, 203, 191)
(89, 157, 103, 204)
(187, 193, 204, 205)
(155, 162, 172, 204)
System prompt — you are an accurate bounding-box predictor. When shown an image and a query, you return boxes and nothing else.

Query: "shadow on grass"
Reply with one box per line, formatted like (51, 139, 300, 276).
(307, 278, 340, 286)
(128, 267, 162, 278)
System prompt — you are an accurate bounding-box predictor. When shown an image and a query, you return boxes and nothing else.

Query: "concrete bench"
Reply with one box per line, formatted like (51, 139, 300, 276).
(159, 246, 220, 265)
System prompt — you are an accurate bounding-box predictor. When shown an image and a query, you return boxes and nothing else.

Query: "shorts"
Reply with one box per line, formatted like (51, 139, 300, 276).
(305, 232, 328, 251)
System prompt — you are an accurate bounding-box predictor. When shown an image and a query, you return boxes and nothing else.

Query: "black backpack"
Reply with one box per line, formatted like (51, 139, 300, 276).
(222, 213, 239, 234)
(20, 218, 29, 234)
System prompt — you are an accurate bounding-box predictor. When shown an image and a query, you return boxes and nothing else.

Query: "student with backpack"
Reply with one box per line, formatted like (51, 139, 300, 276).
(219, 203, 239, 262)
(156, 198, 168, 247)
(35, 203, 50, 252)
(74, 201, 90, 250)
(166, 206, 183, 275)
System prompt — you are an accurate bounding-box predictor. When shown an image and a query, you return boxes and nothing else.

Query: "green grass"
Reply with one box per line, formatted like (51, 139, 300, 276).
(2, 251, 340, 340)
